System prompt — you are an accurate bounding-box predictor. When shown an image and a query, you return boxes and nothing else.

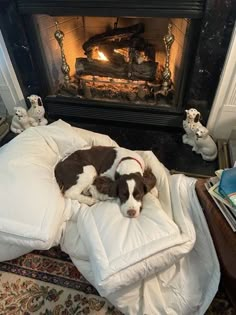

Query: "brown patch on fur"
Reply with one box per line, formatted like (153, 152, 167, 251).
(94, 170, 156, 205)
(194, 113, 200, 123)
(117, 173, 144, 204)
(38, 97, 43, 106)
(143, 168, 157, 193)
(93, 176, 118, 198)
(55, 146, 116, 193)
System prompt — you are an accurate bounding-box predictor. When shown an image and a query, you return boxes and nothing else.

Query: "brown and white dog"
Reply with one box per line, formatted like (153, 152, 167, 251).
(55, 146, 156, 218)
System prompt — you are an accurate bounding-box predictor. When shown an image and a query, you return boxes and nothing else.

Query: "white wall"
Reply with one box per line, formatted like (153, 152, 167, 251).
(207, 23, 236, 140)
(0, 94, 7, 116)
(0, 30, 26, 116)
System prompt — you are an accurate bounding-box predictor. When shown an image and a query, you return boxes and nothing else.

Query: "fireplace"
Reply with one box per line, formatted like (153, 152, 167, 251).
(0, 0, 234, 127)
(36, 16, 191, 106)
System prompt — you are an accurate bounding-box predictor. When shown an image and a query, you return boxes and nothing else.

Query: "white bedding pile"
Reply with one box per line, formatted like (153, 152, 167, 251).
(61, 152, 220, 315)
(0, 120, 220, 314)
(0, 120, 117, 260)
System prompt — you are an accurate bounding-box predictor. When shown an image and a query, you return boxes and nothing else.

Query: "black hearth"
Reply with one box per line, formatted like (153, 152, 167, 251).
(0, 0, 234, 127)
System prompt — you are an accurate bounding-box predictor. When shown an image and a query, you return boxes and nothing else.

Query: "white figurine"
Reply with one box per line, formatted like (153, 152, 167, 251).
(192, 125, 218, 161)
(182, 108, 201, 147)
(27, 94, 48, 126)
(10, 106, 36, 134)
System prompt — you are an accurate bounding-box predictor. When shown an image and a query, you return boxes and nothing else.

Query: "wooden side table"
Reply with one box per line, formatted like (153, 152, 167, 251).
(195, 179, 236, 309)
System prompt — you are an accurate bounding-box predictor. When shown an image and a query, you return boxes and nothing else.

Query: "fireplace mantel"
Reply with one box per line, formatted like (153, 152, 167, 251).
(15, 0, 205, 18)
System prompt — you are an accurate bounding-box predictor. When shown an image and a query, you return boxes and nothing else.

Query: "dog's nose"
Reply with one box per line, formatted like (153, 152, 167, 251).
(127, 209, 136, 218)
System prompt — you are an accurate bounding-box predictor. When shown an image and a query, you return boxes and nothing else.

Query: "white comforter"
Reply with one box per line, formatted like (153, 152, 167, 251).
(0, 120, 220, 314)
(61, 152, 220, 315)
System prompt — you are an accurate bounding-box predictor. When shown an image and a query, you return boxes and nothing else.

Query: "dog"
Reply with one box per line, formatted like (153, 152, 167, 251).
(55, 146, 156, 218)
(182, 108, 202, 146)
(192, 126, 217, 161)
(27, 94, 48, 126)
(10, 106, 36, 134)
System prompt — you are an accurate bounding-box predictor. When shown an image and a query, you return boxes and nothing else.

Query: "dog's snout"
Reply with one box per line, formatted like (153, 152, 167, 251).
(127, 209, 136, 218)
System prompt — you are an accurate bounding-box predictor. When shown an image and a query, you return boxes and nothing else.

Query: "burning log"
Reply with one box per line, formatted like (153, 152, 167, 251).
(75, 58, 157, 81)
(83, 23, 155, 63)
(83, 23, 145, 52)
(98, 45, 126, 65)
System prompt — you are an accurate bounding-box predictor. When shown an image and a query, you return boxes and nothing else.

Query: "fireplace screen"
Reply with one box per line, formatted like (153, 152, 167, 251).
(34, 16, 190, 107)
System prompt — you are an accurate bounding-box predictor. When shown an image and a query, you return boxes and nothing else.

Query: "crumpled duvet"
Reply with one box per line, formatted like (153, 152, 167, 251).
(0, 119, 219, 314)
(61, 151, 220, 315)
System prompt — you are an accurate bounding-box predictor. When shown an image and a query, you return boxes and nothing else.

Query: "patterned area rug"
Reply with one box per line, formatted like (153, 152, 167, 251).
(0, 246, 234, 315)
(0, 247, 121, 315)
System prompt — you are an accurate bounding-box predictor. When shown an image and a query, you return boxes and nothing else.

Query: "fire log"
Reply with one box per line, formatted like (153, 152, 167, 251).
(99, 45, 126, 65)
(83, 23, 145, 53)
(75, 58, 157, 81)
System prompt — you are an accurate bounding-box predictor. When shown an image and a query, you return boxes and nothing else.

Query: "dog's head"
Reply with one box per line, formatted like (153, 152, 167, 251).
(14, 106, 27, 118)
(27, 94, 43, 108)
(195, 126, 209, 139)
(185, 108, 201, 123)
(94, 168, 156, 218)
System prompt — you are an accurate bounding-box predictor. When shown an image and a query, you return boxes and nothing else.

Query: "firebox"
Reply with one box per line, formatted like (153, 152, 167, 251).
(34, 15, 190, 111)
(0, 0, 234, 127)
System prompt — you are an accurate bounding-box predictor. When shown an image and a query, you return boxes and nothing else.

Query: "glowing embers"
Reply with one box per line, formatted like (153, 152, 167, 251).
(77, 75, 174, 105)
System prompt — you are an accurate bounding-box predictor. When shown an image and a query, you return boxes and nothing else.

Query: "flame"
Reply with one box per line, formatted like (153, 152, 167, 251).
(98, 51, 108, 61)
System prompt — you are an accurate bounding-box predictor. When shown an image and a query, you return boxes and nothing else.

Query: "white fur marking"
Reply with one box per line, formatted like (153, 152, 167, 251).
(120, 180, 142, 218)
(65, 165, 97, 205)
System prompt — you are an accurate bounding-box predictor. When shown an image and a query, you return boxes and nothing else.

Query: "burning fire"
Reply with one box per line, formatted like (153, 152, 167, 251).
(98, 51, 108, 61)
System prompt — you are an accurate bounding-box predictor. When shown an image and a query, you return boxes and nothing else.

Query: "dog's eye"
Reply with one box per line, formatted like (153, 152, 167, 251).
(120, 191, 129, 199)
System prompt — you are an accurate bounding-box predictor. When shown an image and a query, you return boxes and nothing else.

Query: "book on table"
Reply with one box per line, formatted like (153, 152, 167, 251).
(219, 167, 236, 207)
(205, 175, 236, 232)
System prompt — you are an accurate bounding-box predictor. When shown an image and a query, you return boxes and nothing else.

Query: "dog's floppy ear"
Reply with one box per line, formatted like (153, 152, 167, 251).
(142, 168, 156, 193)
(93, 176, 118, 197)
(38, 97, 43, 106)
(194, 113, 201, 123)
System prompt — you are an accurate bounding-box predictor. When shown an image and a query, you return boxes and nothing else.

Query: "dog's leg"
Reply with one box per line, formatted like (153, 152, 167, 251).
(64, 165, 97, 206)
(86, 184, 114, 201)
(10, 125, 22, 134)
(182, 134, 190, 144)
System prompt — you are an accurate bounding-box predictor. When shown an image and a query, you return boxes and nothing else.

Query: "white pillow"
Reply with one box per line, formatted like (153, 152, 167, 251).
(0, 119, 120, 254)
(72, 126, 119, 147)
(0, 120, 87, 250)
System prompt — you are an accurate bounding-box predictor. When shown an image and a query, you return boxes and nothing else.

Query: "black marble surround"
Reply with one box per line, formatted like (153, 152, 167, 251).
(186, 0, 235, 118)
(0, 0, 235, 126)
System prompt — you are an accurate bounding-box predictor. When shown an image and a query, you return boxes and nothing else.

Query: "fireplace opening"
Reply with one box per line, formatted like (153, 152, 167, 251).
(34, 15, 190, 109)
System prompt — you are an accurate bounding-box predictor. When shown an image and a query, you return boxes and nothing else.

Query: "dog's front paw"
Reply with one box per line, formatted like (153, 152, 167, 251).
(83, 186, 92, 197)
(83, 185, 98, 199)
(182, 134, 188, 143)
(86, 197, 97, 206)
